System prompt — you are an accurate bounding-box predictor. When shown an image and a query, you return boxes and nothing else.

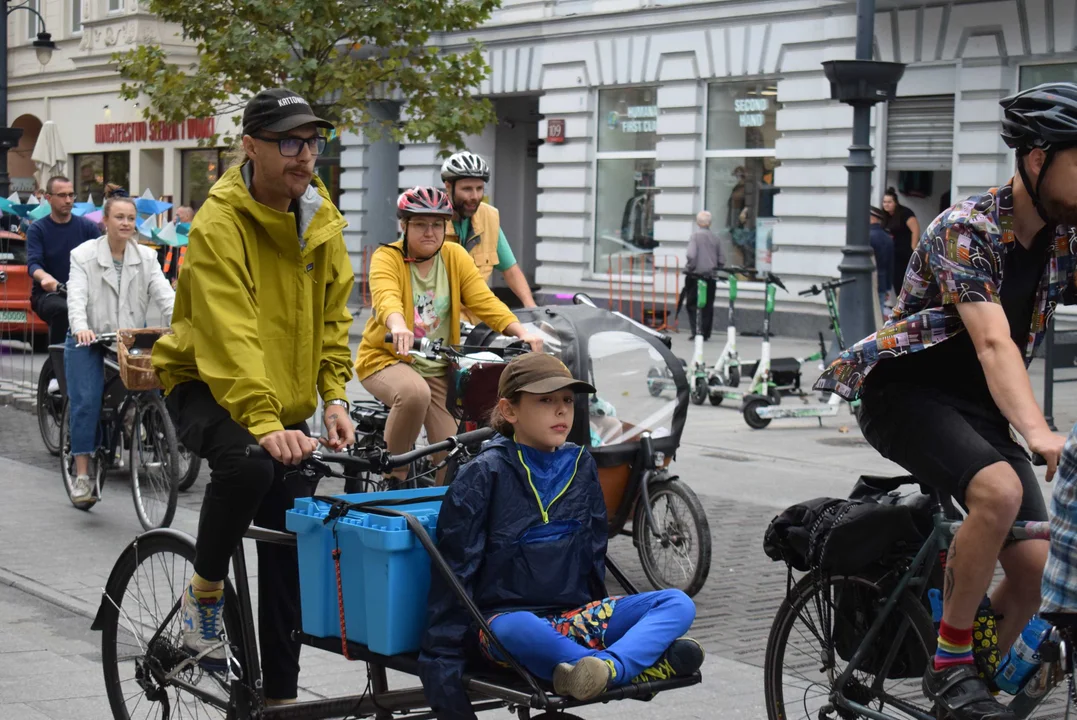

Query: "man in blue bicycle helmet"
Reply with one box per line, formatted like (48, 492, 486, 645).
(818, 83, 1077, 720)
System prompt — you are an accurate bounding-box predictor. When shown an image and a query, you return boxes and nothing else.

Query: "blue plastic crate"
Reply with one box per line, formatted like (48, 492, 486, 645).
(286, 486, 447, 656)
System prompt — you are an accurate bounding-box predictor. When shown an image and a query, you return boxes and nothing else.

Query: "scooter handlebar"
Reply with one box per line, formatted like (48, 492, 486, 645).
(798, 277, 857, 296)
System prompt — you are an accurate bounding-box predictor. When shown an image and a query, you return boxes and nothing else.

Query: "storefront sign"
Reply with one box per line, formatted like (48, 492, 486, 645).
(734, 97, 769, 128)
(608, 105, 658, 134)
(546, 119, 565, 143)
(94, 117, 217, 145)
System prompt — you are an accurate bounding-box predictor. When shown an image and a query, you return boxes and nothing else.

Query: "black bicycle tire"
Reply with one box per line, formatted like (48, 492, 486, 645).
(525, 713, 589, 720)
(99, 532, 247, 720)
(633, 480, 712, 597)
(129, 393, 180, 530)
(763, 573, 935, 720)
(37, 358, 62, 456)
(176, 443, 203, 492)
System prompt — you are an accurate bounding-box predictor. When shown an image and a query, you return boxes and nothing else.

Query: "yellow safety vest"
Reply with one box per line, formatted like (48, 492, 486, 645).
(446, 202, 501, 325)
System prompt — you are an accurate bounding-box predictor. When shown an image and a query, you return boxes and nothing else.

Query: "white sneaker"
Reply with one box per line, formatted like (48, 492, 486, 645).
(47, 378, 59, 393)
(181, 584, 228, 670)
(71, 475, 93, 502)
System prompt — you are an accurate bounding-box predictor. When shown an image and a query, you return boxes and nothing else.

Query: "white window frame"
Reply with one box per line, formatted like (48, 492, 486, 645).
(72, 0, 83, 35)
(591, 86, 660, 279)
(108, 0, 124, 13)
(702, 79, 780, 290)
(26, 0, 41, 40)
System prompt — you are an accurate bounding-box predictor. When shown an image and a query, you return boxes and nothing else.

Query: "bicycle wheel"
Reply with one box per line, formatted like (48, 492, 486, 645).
(37, 358, 63, 456)
(99, 531, 245, 720)
(633, 479, 712, 597)
(60, 402, 103, 510)
(129, 394, 180, 530)
(764, 573, 935, 720)
(176, 443, 202, 492)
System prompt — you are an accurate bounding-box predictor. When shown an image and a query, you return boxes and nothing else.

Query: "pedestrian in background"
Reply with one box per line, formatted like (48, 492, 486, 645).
(869, 206, 894, 320)
(882, 187, 921, 297)
(685, 210, 723, 340)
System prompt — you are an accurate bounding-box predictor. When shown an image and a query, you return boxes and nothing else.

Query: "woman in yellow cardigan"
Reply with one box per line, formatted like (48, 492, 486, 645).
(355, 187, 542, 483)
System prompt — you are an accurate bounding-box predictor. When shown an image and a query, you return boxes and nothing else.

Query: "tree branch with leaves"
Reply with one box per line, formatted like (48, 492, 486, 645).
(114, 0, 500, 151)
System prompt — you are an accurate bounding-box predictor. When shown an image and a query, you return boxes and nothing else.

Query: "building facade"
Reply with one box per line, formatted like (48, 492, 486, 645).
(342, 0, 1077, 327)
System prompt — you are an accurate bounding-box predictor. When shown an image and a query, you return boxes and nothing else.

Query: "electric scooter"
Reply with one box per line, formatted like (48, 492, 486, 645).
(700, 271, 791, 407)
(689, 266, 745, 405)
(741, 277, 858, 429)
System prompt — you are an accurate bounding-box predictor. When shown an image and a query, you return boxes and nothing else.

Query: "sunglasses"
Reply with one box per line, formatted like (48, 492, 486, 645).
(252, 134, 327, 158)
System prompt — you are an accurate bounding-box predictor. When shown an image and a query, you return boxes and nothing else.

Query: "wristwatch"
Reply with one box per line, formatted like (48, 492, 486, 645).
(326, 399, 349, 411)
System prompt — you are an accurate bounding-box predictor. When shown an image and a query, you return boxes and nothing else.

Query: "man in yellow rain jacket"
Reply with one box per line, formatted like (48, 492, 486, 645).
(152, 88, 355, 706)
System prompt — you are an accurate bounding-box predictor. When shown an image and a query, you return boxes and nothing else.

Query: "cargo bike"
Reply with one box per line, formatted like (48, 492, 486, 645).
(92, 427, 703, 720)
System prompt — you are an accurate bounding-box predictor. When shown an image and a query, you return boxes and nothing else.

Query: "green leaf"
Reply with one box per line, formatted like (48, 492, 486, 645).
(114, 0, 500, 151)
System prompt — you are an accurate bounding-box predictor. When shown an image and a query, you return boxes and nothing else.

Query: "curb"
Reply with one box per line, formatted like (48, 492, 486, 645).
(0, 565, 98, 620)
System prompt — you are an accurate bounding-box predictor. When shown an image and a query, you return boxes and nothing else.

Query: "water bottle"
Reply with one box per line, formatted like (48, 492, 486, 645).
(994, 616, 1052, 694)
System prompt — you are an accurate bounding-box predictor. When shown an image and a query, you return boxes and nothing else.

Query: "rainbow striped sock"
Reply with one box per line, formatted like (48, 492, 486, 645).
(934, 621, 974, 670)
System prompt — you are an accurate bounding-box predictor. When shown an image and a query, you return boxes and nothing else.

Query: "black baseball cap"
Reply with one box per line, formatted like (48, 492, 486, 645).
(242, 88, 334, 136)
(870, 206, 886, 220)
(498, 353, 596, 397)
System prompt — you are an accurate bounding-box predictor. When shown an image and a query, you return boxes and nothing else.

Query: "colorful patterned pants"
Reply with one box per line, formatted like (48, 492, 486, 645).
(477, 589, 695, 686)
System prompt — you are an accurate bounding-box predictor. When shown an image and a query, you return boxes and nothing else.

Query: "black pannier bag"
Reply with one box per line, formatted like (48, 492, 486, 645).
(764, 476, 942, 678)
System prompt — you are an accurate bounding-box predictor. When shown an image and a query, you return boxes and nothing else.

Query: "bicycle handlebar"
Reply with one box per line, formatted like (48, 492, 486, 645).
(244, 426, 496, 472)
(383, 331, 425, 351)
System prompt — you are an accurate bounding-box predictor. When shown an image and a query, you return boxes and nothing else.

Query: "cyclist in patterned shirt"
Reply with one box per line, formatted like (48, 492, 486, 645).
(816, 83, 1077, 720)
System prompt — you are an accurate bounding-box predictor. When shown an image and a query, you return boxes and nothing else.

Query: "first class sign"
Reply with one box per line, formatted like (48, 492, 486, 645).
(95, 117, 217, 145)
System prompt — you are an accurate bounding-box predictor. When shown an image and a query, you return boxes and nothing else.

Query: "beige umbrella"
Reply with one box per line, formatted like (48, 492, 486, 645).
(31, 120, 66, 187)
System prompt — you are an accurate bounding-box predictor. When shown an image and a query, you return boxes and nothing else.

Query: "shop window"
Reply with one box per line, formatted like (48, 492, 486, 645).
(594, 87, 658, 274)
(181, 149, 237, 210)
(73, 152, 130, 204)
(1020, 63, 1077, 90)
(704, 82, 780, 275)
(27, 0, 41, 39)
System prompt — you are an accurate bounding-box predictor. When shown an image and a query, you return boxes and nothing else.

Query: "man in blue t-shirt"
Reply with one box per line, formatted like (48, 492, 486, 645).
(26, 175, 102, 344)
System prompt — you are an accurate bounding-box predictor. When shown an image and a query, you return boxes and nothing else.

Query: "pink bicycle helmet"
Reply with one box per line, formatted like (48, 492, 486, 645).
(397, 186, 453, 219)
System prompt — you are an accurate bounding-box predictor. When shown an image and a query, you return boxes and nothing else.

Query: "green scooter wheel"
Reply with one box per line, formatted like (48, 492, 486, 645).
(690, 377, 707, 405)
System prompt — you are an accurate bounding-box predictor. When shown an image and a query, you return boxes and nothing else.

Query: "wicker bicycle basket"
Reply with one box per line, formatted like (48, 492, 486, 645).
(117, 327, 173, 391)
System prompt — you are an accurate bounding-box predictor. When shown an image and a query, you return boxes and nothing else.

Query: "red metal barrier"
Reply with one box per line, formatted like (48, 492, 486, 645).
(605, 254, 682, 332)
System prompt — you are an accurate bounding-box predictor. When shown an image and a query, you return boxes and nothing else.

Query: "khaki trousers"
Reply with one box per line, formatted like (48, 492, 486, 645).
(361, 362, 458, 484)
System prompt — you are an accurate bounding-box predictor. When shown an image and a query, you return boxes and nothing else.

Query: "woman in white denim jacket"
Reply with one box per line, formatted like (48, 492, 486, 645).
(65, 195, 175, 500)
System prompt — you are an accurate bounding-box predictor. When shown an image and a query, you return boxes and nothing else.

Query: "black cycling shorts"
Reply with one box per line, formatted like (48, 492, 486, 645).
(857, 381, 1047, 523)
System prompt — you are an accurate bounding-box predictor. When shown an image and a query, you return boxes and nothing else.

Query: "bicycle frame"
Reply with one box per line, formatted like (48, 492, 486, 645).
(827, 498, 1057, 720)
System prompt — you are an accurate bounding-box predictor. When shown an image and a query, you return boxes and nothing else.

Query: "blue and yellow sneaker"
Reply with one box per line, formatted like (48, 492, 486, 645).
(180, 583, 228, 670)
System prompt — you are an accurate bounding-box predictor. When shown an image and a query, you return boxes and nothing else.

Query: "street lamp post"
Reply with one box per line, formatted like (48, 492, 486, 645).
(822, 0, 904, 348)
(0, 0, 56, 199)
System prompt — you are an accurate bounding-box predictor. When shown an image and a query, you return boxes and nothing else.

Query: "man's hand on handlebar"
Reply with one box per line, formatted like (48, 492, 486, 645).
(40, 275, 60, 293)
(75, 329, 97, 346)
(321, 404, 355, 451)
(1027, 429, 1067, 483)
(258, 429, 320, 466)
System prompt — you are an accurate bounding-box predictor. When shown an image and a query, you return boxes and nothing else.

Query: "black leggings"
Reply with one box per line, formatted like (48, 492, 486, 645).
(166, 381, 315, 700)
(857, 381, 1046, 522)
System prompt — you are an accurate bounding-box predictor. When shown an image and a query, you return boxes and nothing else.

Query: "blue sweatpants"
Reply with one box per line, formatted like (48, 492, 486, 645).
(480, 589, 695, 686)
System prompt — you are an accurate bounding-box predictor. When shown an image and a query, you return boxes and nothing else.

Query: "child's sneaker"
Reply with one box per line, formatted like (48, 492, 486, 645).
(180, 583, 228, 670)
(632, 638, 706, 684)
(552, 656, 614, 700)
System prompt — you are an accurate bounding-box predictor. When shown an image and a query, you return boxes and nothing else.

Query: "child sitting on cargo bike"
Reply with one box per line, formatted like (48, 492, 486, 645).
(419, 352, 704, 718)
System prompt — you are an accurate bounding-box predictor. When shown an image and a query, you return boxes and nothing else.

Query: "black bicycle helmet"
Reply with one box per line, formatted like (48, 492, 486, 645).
(440, 151, 490, 182)
(999, 82, 1077, 223)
